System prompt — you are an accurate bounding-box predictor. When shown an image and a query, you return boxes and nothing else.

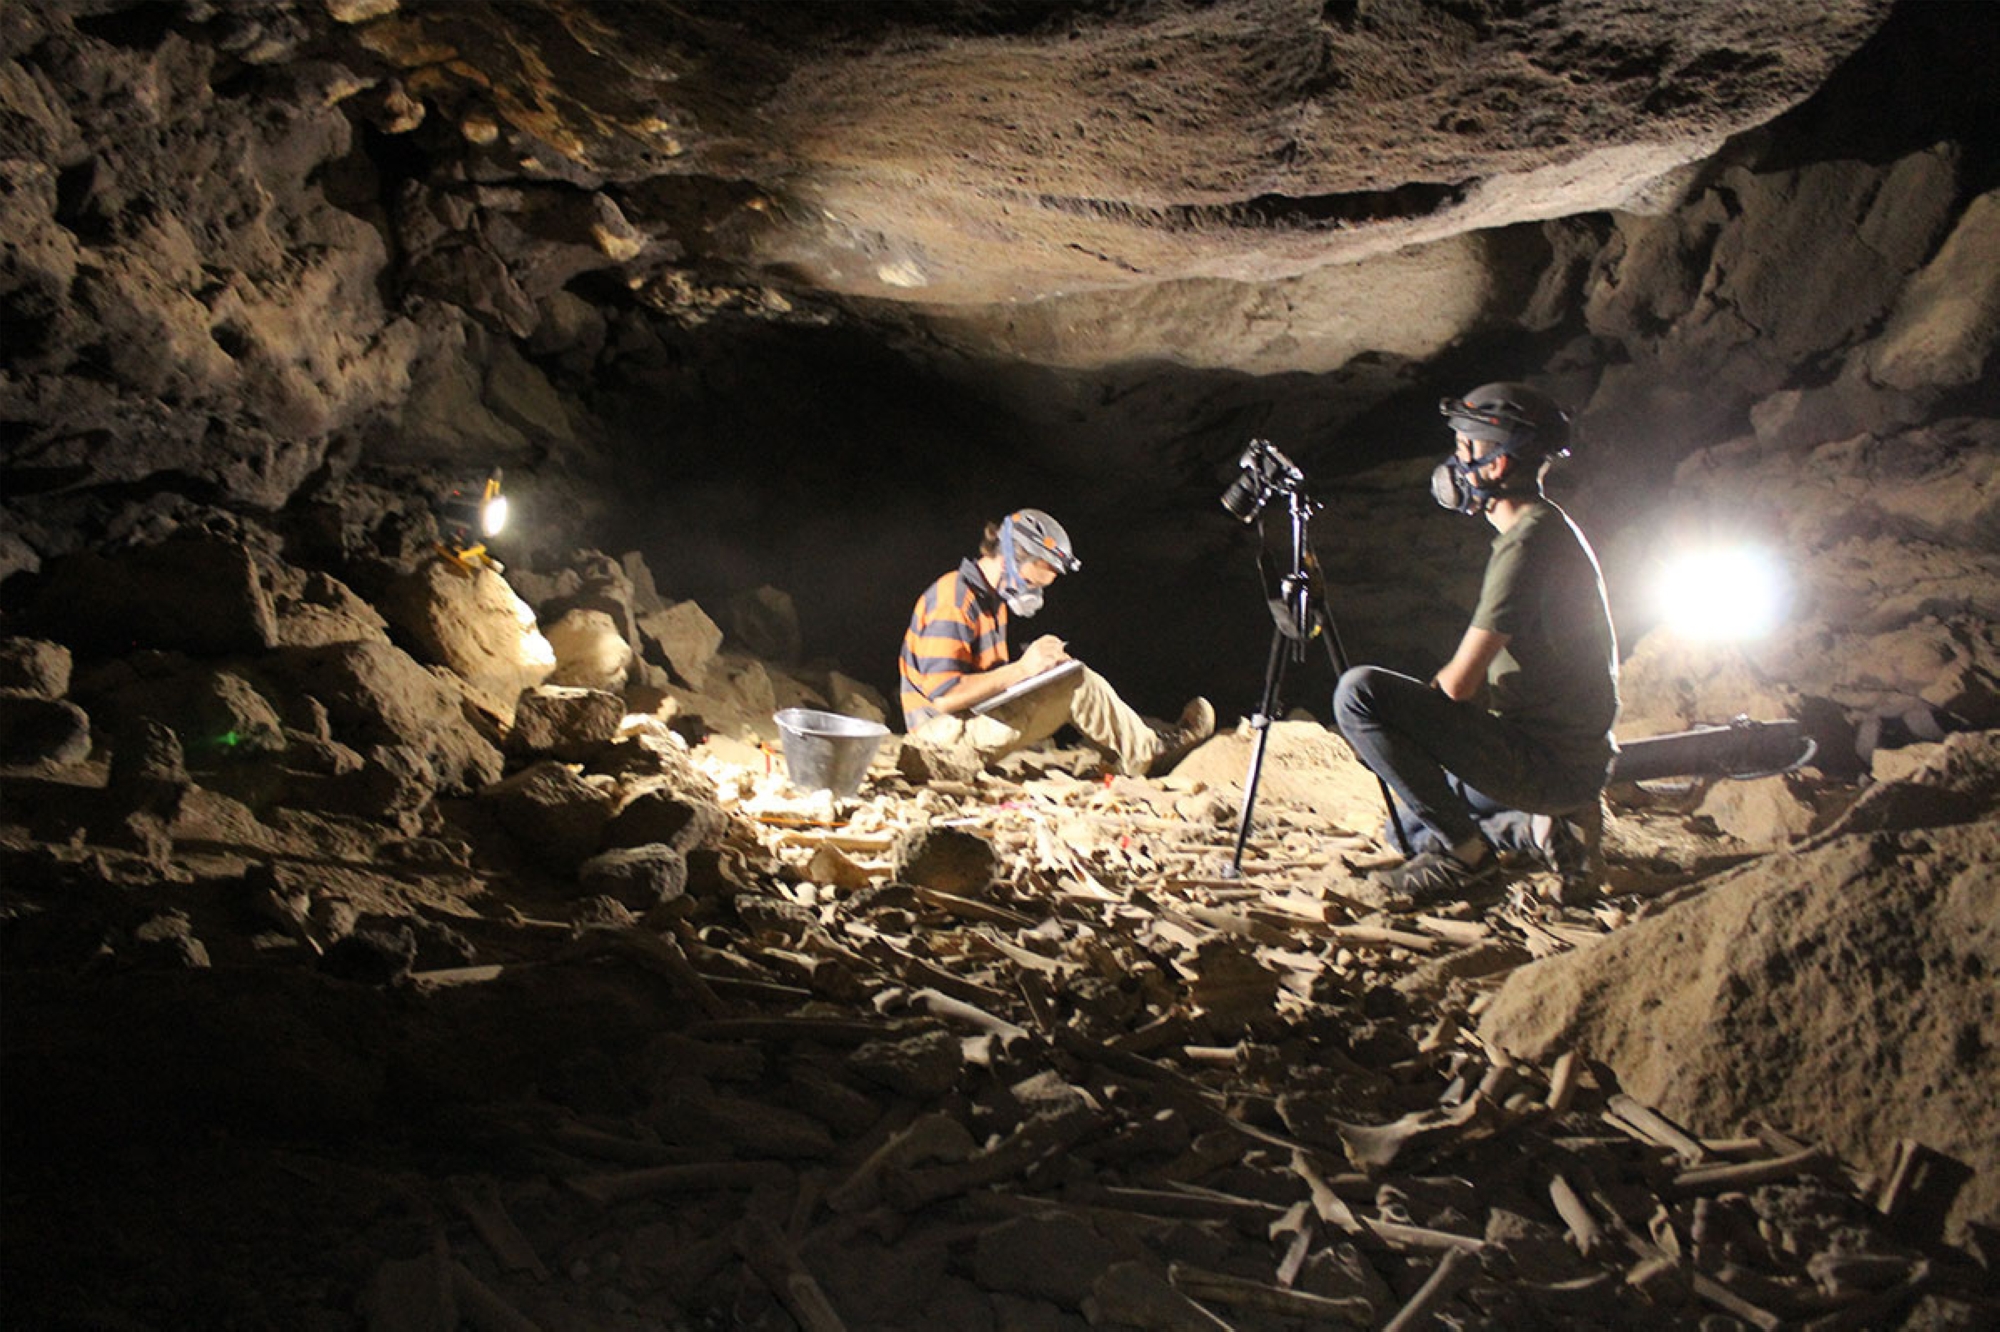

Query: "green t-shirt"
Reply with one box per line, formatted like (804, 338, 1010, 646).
(1470, 499, 1620, 770)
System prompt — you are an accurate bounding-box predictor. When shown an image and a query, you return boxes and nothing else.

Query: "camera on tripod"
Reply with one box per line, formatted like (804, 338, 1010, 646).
(1220, 438, 1306, 522)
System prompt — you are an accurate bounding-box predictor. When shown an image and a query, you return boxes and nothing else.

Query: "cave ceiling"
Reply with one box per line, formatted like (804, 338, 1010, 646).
(324, 0, 1894, 371)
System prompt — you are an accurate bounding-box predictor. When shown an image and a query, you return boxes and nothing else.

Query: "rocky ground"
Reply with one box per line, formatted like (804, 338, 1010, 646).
(3, 485, 1995, 1331)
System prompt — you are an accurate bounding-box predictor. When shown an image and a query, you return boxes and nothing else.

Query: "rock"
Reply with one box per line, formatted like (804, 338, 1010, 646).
(1694, 774, 1819, 848)
(537, 551, 642, 646)
(476, 760, 615, 871)
(108, 718, 190, 822)
(0, 696, 91, 766)
(325, 0, 401, 28)
(0, 637, 71, 698)
(378, 559, 555, 725)
(1478, 815, 2000, 1242)
(129, 911, 212, 969)
(602, 781, 723, 855)
(825, 670, 889, 725)
(576, 844, 689, 910)
(334, 743, 438, 829)
(726, 584, 802, 664)
(769, 669, 829, 713)
(321, 925, 419, 985)
(543, 607, 632, 691)
(1865, 188, 2000, 393)
(619, 550, 666, 615)
(701, 654, 778, 737)
(846, 1027, 964, 1099)
(508, 685, 624, 760)
(1873, 740, 1946, 784)
(896, 735, 981, 786)
(973, 1212, 1123, 1308)
(86, 663, 287, 765)
(1084, 1261, 1225, 1331)
(269, 568, 392, 649)
(261, 640, 503, 794)
(893, 826, 997, 897)
(1821, 730, 2000, 838)
(27, 536, 279, 656)
(638, 601, 723, 689)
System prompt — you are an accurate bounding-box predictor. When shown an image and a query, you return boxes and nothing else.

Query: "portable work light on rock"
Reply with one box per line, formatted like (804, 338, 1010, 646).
(436, 470, 507, 571)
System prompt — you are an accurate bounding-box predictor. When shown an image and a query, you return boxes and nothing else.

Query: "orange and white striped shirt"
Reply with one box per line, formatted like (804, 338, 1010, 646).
(899, 559, 1010, 728)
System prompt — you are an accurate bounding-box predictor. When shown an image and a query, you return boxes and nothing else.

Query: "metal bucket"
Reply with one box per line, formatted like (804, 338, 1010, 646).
(773, 707, 889, 798)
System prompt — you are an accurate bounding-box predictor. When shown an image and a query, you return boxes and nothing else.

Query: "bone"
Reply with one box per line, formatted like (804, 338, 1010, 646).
(566, 1161, 794, 1206)
(1168, 1263, 1376, 1323)
(1382, 1248, 1480, 1331)
(736, 1216, 848, 1332)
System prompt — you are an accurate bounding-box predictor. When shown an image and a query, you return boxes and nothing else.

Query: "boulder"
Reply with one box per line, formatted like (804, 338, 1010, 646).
(825, 671, 889, 726)
(1864, 187, 2000, 393)
(1479, 795, 2000, 1241)
(475, 760, 615, 872)
(260, 640, 503, 794)
(602, 781, 723, 855)
(1692, 773, 1819, 848)
(0, 696, 91, 766)
(83, 662, 287, 764)
(638, 600, 723, 689)
(846, 1027, 963, 1100)
(27, 536, 279, 656)
(378, 558, 555, 725)
(575, 844, 688, 910)
(700, 654, 779, 738)
(507, 685, 624, 760)
(726, 584, 802, 664)
(537, 551, 642, 651)
(0, 637, 72, 699)
(892, 826, 997, 897)
(269, 568, 392, 649)
(543, 607, 632, 691)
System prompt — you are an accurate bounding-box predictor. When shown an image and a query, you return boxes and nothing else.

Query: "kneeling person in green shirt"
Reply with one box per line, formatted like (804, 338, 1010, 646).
(1333, 383, 1620, 902)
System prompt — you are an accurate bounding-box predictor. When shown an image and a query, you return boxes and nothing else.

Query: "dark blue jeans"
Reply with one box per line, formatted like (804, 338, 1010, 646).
(1333, 666, 1606, 853)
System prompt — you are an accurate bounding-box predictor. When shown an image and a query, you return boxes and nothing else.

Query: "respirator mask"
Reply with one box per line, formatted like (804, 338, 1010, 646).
(1430, 444, 1536, 515)
(998, 531, 1045, 617)
(996, 510, 1080, 617)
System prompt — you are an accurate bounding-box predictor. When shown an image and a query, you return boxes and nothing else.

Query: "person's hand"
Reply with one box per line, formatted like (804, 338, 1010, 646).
(1018, 635, 1072, 676)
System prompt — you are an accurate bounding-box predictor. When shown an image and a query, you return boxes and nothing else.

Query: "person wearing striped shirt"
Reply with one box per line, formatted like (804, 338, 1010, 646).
(898, 509, 1214, 777)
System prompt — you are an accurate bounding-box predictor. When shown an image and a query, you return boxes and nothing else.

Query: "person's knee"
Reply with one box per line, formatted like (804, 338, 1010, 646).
(1333, 665, 1384, 726)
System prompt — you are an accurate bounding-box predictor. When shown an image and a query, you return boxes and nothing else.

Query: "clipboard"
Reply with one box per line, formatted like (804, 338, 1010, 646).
(970, 659, 1084, 716)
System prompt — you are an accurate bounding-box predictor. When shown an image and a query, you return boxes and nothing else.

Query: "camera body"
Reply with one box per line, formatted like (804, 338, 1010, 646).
(1221, 438, 1305, 522)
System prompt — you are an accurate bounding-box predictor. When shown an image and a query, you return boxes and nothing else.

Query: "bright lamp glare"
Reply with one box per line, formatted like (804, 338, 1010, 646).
(1655, 546, 1787, 641)
(480, 494, 509, 538)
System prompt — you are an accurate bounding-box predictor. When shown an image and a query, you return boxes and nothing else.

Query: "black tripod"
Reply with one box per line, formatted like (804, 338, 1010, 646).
(1226, 489, 1408, 877)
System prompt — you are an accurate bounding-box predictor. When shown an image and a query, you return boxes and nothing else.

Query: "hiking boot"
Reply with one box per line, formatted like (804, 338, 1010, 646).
(1146, 696, 1216, 776)
(1530, 800, 1604, 895)
(1363, 848, 1501, 907)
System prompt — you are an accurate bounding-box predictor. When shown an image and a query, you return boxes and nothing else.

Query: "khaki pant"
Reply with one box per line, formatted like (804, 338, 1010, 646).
(913, 666, 1163, 775)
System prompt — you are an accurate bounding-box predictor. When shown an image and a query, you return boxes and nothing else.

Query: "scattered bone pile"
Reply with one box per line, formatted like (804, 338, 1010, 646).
(2, 511, 1994, 1329)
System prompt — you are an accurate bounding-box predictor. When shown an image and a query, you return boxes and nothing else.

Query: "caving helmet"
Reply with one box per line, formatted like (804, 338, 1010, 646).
(1432, 381, 1573, 515)
(997, 508, 1080, 618)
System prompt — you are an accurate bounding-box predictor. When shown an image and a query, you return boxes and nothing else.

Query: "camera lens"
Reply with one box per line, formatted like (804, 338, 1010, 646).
(1221, 472, 1266, 522)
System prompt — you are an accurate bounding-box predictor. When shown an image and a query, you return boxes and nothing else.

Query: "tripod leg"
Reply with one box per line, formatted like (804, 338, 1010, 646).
(1228, 624, 1292, 878)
